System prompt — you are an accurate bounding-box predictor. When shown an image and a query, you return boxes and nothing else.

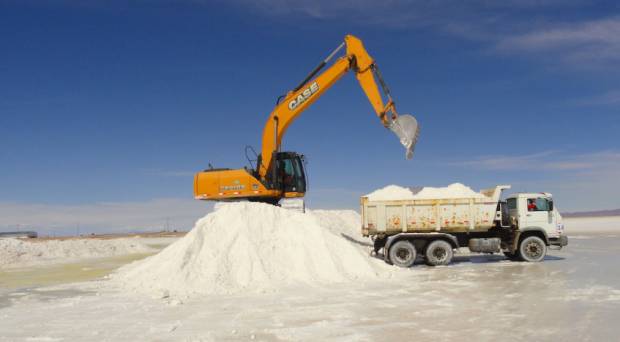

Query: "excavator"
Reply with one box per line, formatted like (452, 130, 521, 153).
(194, 35, 419, 206)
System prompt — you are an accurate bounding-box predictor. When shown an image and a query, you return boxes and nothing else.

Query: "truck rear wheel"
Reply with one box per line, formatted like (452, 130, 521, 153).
(389, 240, 417, 267)
(425, 240, 453, 266)
(519, 236, 546, 262)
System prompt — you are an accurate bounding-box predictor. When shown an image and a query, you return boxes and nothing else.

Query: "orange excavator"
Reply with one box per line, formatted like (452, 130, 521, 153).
(194, 35, 419, 205)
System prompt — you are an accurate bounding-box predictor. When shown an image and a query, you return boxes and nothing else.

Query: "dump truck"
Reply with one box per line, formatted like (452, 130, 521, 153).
(362, 185, 568, 267)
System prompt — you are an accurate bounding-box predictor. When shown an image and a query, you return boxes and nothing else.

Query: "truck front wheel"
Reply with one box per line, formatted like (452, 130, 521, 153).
(425, 240, 453, 266)
(519, 236, 547, 262)
(389, 240, 417, 267)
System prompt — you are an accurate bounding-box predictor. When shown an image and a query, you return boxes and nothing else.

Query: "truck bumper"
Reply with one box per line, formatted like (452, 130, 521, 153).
(549, 235, 568, 247)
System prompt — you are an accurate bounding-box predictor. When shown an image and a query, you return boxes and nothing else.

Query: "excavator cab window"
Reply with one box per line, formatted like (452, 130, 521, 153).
(292, 155, 307, 193)
(275, 153, 307, 194)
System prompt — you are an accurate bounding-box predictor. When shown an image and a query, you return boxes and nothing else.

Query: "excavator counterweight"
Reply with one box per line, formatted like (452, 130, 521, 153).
(194, 35, 420, 204)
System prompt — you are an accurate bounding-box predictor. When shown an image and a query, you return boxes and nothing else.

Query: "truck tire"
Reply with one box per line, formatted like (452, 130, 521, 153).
(519, 236, 546, 262)
(388, 240, 417, 267)
(425, 240, 453, 266)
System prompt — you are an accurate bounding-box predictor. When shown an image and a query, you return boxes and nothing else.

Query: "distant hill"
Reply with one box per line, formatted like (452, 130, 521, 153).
(562, 209, 620, 218)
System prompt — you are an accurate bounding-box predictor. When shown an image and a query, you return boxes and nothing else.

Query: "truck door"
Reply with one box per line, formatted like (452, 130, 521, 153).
(523, 197, 555, 232)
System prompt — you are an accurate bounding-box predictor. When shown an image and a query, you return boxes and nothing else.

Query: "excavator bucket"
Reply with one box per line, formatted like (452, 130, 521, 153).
(389, 114, 419, 159)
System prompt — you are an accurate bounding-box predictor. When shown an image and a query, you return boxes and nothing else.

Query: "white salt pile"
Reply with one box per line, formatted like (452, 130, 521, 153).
(366, 183, 485, 201)
(114, 202, 386, 298)
(365, 184, 416, 201)
(414, 183, 486, 199)
(0, 238, 155, 269)
(309, 209, 367, 245)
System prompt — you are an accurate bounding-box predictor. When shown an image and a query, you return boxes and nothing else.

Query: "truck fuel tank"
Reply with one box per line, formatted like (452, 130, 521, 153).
(468, 238, 501, 253)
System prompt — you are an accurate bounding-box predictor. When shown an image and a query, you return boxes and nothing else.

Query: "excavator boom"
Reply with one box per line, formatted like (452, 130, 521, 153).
(194, 35, 419, 203)
(258, 35, 418, 180)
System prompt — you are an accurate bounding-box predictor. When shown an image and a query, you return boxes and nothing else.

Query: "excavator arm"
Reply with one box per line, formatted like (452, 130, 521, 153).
(257, 35, 418, 181)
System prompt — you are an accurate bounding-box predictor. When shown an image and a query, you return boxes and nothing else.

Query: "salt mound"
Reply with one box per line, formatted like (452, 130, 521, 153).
(113, 202, 382, 298)
(413, 183, 485, 199)
(366, 183, 485, 201)
(309, 209, 368, 246)
(0, 238, 154, 269)
(365, 185, 415, 201)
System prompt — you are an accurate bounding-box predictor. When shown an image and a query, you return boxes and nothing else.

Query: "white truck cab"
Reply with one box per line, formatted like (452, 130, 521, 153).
(506, 193, 566, 247)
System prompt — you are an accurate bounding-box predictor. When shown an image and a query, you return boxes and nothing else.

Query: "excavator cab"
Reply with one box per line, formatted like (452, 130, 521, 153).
(263, 152, 307, 196)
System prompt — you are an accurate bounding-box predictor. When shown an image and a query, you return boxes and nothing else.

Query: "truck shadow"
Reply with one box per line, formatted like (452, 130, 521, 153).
(370, 251, 565, 265)
(447, 254, 565, 265)
(452, 254, 505, 264)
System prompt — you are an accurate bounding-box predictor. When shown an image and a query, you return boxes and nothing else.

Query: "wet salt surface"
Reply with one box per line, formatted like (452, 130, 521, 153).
(0, 287, 96, 310)
(1, 233, 619, 341)
(0, 252, 156, 290)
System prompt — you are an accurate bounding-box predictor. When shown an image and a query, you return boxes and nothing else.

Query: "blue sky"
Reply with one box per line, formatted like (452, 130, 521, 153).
(1, 1, 619, 234)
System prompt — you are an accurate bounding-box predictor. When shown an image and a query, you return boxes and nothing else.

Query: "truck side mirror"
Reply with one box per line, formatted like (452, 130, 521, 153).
(548, 201, 554, 211)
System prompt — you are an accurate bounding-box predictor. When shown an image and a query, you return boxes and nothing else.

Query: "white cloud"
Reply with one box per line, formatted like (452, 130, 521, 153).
(204, 0, 618, 69)
(220, 1, 620, 71)
(452, 151, 556, 171)
(447, 150, 620, 211)
(452, 150, 620, 172)
(576, 89, 620, 106)
(495, 17, 620, 65)
(221, 0, 579, 21)
(220, 0, 413, 20)
(0, 198, 212, 236)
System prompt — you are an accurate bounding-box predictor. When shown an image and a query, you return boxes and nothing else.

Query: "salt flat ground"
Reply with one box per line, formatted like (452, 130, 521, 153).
(1, 217, 619, 342)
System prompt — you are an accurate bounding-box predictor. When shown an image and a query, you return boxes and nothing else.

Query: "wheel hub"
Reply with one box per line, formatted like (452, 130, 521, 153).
(396, 248, 410, 261)
(433, 248, 446, 260)
(525, 241, 542, 258)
